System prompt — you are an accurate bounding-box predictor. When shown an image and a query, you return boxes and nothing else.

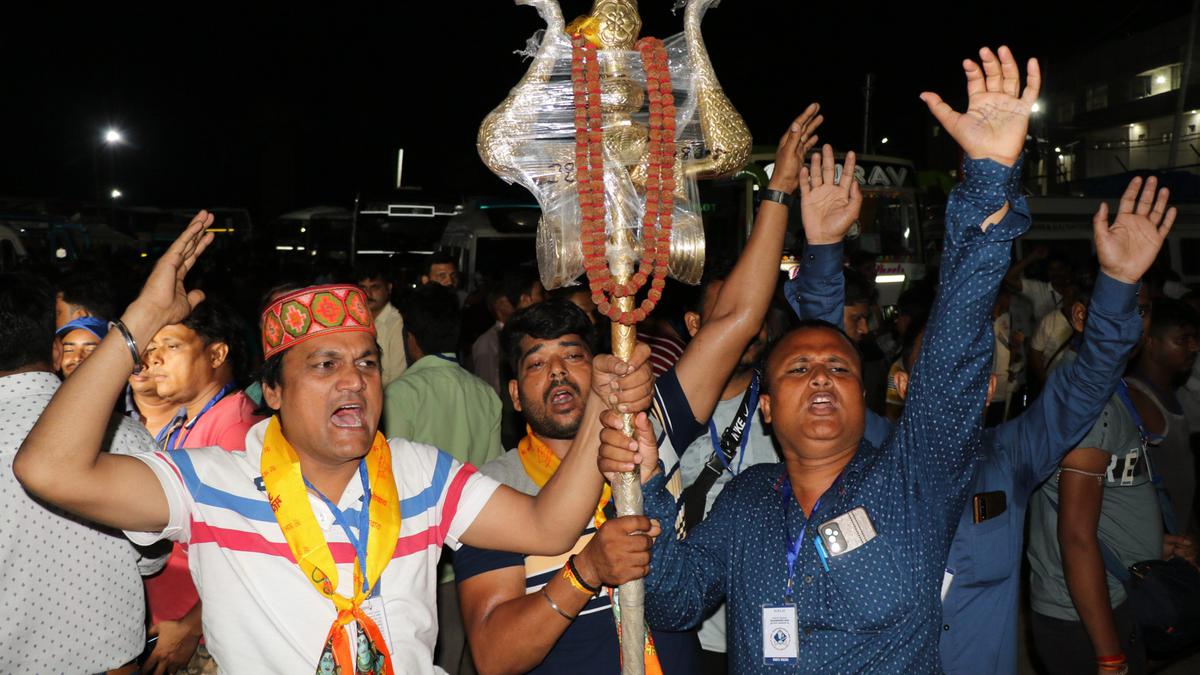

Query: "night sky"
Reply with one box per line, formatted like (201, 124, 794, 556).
(0, 1, 1185, 220)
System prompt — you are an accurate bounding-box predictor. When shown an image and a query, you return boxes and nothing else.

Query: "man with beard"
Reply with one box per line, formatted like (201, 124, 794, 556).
(453, 300, 693, 674)
(452, 106, 826, 674)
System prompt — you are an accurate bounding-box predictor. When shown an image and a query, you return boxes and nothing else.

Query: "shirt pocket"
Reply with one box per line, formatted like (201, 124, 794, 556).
(821, 535, 915, 633)
(962, 509, 1011, 584)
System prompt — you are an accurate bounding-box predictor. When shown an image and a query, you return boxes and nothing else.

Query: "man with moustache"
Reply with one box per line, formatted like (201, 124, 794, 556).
(14, 212, 654, 673)
(452, 106, 826, 674)
(453, 300, 695, 674)
(598, 46, 1039, 673)
(789, 175, 1168, 674)
(140, 300, 265, 674)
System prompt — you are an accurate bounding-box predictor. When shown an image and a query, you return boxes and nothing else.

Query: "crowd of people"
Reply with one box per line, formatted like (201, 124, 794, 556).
(2, 45, 1199, 675)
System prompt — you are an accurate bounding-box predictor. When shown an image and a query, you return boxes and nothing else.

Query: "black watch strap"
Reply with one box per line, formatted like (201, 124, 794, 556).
(760, 188, 796, 208)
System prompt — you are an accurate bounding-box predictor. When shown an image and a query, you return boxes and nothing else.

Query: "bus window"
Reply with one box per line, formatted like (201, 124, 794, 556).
(848, 190, 920, 261)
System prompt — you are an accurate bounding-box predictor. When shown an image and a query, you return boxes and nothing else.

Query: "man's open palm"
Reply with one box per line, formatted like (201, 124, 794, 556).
(800, 144, 863, 245)
(135, 210, 214, 325)
(921, 46, 1040, 167)
(1095, 176, 1176, 284)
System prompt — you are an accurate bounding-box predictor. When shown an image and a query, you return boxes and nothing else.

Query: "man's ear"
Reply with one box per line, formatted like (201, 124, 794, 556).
(759, 393, 772, 424)
(508, 379, 522, 412)
(985, 373, 998, 407)
(893, 370, 909, 402)
(263, 379, 282, 411)
(684, 311, 701, 339)
(52, 338, 63, 372)
(1070, 301, 1088, 333)
(208, 341, 230, 370)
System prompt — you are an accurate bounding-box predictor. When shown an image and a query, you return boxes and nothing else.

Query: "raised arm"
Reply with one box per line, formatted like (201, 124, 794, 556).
(898, 46, 1038, 494)
(672, 106, 823, 423)
(13, 214, 215, 532)
(1009, 176, 1174, 483)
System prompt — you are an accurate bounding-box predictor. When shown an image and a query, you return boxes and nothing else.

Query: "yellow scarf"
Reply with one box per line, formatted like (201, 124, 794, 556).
(516, 428, 662, 675)
(261, 417, 400, 675)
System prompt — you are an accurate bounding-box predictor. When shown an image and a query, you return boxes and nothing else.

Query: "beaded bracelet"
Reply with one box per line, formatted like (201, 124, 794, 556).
(541, 587, 577, 621)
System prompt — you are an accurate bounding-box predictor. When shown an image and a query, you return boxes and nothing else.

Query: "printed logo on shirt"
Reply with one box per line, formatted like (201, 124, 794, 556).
(1105, 447, 1142, 486)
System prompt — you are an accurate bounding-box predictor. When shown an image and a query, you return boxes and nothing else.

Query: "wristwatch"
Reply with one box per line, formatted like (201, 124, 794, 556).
(760, 188, 796, 208)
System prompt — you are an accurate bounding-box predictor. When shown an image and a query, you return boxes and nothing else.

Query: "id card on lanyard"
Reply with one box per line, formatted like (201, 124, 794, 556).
(307, 462, 393, 654)
(763, 479, 832, 666)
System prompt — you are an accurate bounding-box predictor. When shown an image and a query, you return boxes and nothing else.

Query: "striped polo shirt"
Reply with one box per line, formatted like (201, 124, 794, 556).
(125, 417, 499, 674)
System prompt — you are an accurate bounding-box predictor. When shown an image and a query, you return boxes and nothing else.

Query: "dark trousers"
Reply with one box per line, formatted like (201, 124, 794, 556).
(700, 649, 727, 675)
(1031, 602, 1147, 674)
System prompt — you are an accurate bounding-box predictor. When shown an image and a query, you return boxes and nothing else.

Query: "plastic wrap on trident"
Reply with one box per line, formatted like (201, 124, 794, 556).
(479, 4, 707, 290)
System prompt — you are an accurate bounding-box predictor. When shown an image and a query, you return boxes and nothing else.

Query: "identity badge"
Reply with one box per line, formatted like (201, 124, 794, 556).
(361, 582, 395, 655)
(762, 603, 799, 665)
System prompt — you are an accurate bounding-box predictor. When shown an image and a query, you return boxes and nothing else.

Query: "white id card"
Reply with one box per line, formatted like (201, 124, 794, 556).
(362, 596, 394, 655)
(940, 568, 955, 603)
(762, 604, 799, 665)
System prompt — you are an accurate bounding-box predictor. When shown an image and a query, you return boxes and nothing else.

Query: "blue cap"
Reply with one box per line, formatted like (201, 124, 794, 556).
(56, 316, 109, 341)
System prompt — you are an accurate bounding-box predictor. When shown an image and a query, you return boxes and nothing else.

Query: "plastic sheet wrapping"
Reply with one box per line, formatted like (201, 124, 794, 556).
(478, 0, 708, 290)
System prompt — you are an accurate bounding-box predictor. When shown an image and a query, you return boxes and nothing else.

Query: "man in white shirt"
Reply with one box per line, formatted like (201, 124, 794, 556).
(1004, 246, 1075, 323)
(1030, 282, 1077, 384)
(1, 272, 147, 674)
(358, 265, 407, 386)
(14, 213, 655, 674)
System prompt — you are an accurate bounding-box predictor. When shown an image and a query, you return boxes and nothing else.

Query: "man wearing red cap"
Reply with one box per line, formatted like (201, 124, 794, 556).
(14, 212, 656, 674)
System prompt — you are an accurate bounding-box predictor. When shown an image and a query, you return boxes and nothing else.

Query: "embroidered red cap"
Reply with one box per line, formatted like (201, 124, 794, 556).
(260, 284, 375, 359)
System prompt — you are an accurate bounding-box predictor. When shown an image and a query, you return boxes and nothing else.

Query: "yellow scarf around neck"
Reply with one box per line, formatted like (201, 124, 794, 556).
(260, 416, 400, 675)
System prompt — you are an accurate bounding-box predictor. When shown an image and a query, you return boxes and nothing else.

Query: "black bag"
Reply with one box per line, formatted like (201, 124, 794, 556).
(1117, 555, 1200, 658)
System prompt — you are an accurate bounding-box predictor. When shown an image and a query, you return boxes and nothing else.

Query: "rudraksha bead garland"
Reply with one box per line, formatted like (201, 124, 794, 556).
(571, 34, 676, 325)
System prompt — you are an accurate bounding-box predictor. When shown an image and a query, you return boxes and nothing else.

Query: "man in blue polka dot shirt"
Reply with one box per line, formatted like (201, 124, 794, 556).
(600, 46, 1038, 673)
(788, 177, 1167, 674)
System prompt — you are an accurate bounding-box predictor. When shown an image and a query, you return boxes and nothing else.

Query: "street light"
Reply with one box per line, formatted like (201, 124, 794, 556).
(880, 137, 889, 145)
(104, 129, 123, 145)
(111, 188, 122, 199)
(1031, 101, 1042, 113)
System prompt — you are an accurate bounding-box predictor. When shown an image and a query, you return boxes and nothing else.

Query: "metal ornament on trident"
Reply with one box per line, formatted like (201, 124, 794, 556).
(478, 0, 750, 672)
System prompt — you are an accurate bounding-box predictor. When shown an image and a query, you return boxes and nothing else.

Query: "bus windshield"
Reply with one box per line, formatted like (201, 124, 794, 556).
(847, 189, 921, 263)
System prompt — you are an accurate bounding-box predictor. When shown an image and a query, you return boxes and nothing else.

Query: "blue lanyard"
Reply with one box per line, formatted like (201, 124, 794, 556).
(166, 383, 236, 451)
(706, 373, 759, 476)
(780, 475, 840, 602)
(304, 460, 373, 594)
(1115, 379, 1166, 449)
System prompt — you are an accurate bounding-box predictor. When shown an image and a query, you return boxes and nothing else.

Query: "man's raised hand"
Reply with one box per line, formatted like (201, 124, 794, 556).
(766, 103, 824, 196)
(1094, 176, 1176, 285)
(127, 210, 214, 330)
(920, 46, 1040, 167)
(800, 144, 863, 245)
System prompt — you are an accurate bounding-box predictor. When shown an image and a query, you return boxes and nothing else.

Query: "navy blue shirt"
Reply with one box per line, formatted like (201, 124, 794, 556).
(787, 218, 1142, 674)
(641, 157, 1029, 673)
